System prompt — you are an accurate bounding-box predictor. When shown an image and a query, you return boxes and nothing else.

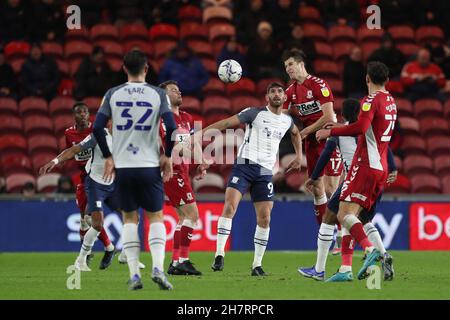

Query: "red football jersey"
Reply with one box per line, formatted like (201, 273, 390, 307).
(64, 122, 93, 179)
(283, 75, 334, 127)
(159, 111, 194, 174)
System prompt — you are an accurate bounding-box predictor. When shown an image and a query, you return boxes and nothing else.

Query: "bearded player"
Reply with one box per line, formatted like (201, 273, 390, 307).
(64, 102, 115, 266)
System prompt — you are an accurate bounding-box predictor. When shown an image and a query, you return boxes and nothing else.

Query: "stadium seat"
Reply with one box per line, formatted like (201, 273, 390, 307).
(314, 42, 333, 59)
(209, 23, 235, 43)
(361, 42, 381, 61)
(19, 97, 49, 116)
(419, 117, 449, 137)
(84, 96, 102, 114)
(0, 134, 27, 154)
(256, 78, 284, 95)
(202, 78, 226, 96)
(445, 100, 450, 120)
(410, 174, 441, 193)
(181, 96, 202, 114)
(202, 96, 232, 115)
(231, 96, 261, 114)
(123, 40, 153, 57)
(41, 42, 64, 58)
(0, 152, 32, 175)
(427, 136, 450, 157)
(434, 156, 450, 176)
(31, 151, 58, 173)
(149, 24, 178, 41)
(37, 173, 61, 193)
(49, 96, 75, 116)
(384, 174, 411, 193)
(401, 136, 427, 156)
(0, 115, 23, 134)
(416, 26, 444, 45)
(57, 78, 74, 97)
(302, 23, 327, 42)
(58, 135, 67, 151)
(332, 42, 355, 61)
(56, 59, 69, 76)
(313, 59, 339, 78)
(395, 98, 414, 116)
(298, 6, 322, 24)
(94, 40, 124, 58)
(204, 112, 230, 127)
(394, 155, 403, 172)
(328, 25, 356, 43)
(90, 24, 119, 41)
(65, 26, 90, 41)
(226, 78, 256, 97)
(396, 43, 419, 58)
(387, 25, 415, 43)
(23, 115, 53, 136)
(200, 57, 217, 75)
(4, 41, 31, 59)
(178, 5, 203, 23)
(414, 99, 443, 118)
(69, 58, 83, 76)
(187, 40, 214, 59)
(153, 40, 177, 59)
(9, 58, 26, 73)
(0, 97, 19, 115)
(356, 27, 384, 43)
(120, 24, 149, 41)
(398, 117, 420, 136)
(6, 173, 36, 193)
(203, 6, 233, 26)
(442, 175, 450, 194)
(28, 134, 59, 155)
(64, 40, 93, 60)
(403, 155, 434, 175)
(192, 172, 224, 193)
(53, 114, 75, 135)
(190, 113, 205, 127)
(326, 79, 343, 96)
(106, 57, 123, 72)
(180, 22, 209, 41)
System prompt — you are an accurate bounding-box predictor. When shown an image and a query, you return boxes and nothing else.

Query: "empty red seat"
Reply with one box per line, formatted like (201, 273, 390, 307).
(200, 57, 218, 75)
(203, 6, 232, 26)
(0, 115, 23, 134)
(395, 98, 414, 116)
(65, 26, 90, 41)
(445, 100, 450, 120)
(32, 151, 58, 173)
(361, 42, 381, 61)
(356, 27, 384, 43)
(180, 96, 201, 114)
(49, 96, 75, 116)
(37, 173, 61, 193)
(384, 174, 411, 193)
(202, 96, 232, 115)
(403, 155, 434, 175)
(434, 156, 450, 176)
(314, 42, 333, 59)
(209, 23, 235, 42)
(120, 23, 148, 41)
(0, 134, 27, 153)
(419, 117, 449, 137)
(0, 152, 32, 175)
(149, 24, 178, 41)
(227, 78, 256, 96)
(298, 6, 321, 23)
(231, 96, 261, 114)
(302, 23, 327, 42)
(178, 5, 203, 23)
(41, 41, 63, 58)
(83, 96, 102, 114)
(153, 40, 177, 59)
(53, 114, 75, 135)
(329, 25, 356, 43)
(19, 97, 48, 116)
(0, 97, 19, 115)
(414, 99, 443, 118)
(410, 174, 441, 193)
(332, 42, 355, 61)
(123, 40, 152, 57)
(313, 59, 339, 78)
(56, 59, 69, 76)
(399, 117, 420, 135)
(6, 173, 36, 193)
(90, 24, 119, 41)
(28, 134, 59, 155)
(204, 112, 229, 127)
(442, 175, 450, 194)
(23, 115, 53, 135)
(94, 40, 123, 58)
(401, 136, 427, 155)
(427, 136, 450, 157)
(4, 41, 30, 59)
(416, 26, 444, 45)
(187, 40, 213, 58)
(388, 25, 415, 43)
(64, 41, 93, 60)
(202, 78, 226, 96)
(326, 79, 343, 96)
(106, 57, 123, 72)
(397, 43, 419, 57)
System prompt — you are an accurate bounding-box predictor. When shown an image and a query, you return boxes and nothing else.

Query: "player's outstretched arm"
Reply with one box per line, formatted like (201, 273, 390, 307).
(38, 145, 82, 175)
(286, 124, 302, 173)
(300, 102, 335, 139)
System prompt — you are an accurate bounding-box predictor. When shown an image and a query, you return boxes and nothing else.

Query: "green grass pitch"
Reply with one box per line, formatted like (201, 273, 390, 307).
(1, 251, 449, 300)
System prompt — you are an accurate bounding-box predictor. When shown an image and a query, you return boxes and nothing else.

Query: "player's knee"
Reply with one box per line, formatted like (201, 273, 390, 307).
(257, 216, 270, 228)
(90, 213, 103, 231)
(223, 202, 237, 218)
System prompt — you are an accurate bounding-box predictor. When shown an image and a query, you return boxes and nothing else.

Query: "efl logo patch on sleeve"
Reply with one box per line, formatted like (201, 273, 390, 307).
(362, 102, 371, 111)
(321, 88, 330, 97)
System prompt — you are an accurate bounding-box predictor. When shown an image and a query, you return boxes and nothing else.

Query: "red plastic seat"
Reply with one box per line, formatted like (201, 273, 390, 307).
(427, 136, 450, 157)
(106, 57, 123, 72)
(120, 24, 148, 41)
(209, 23, 235, 42)
(0, 134, 27, 154)
(298, 6, 321, 24)
(361, 42, 380, 61)
(23, 115, 54, 135)
(56, 59, 69, 76)
(403, 155, 434, 175)
(388, 25, 415, 43)
(384, 174, 411, 193)
(202, 78, 226, 96)
(4, 41, 31, 59)
(37, 173, 61, 193)
(416, 26, 444, 45)
(302, 23, 327, 42)
(153, 40, 177, 59)
(123, 40, 153, 57)
(149, 24, 178, 41)
(313, 59, 339, 78)
(401, 136, 427, 156)
(187, 40, 213, 58)
(203, 6, 232, 26)
(31, 151, 58, 173)
(226, 78, 256, 97)
(6, 173, 36, 193)
(0, 152, 32, 175)
(49, 96, 75, 116)
(445, 100, 450, 120)
(414, 99, 443, 118)
(200, 57, 217, 75)
(332, 42, 355, 61)
(395, 98, 414, 116)
(0, 97, 19, 115)
(41, 41, 63, 58)
(399, 117, 420, 136)
(179, 96, 201, 115)
(397, 43, 419, 57)
(53, 114, 75, 135)
(83, 96, 102, 114)
(180, 22, 209, 41)
(410, 174, 441, 193)
(231, 96, 261, 114)
(10, 58, 26, 73)
(434, 156, 450, 176)
(0, 115, 23, 134)
(314, 42, 333, 59)
(19, 97, 49, 116)
(419, 117, 449, 137)
(329, 25, 356, 43)
(202, 96, 232, 115)
(256, 78, 284, 95)
(178, 5, 203, 23)
(90, 24, 119, 41)
(28, 134, 59, 155)
(356, 27, 384, 43)
(442, 175, 450, 194)
(64, 40, 93, 60)
(65, 26, 90, 41)
(94, 40, 123, 58)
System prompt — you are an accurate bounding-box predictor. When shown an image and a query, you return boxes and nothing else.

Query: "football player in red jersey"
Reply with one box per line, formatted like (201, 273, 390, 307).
(316, 61, 397, 279)
(282, 49, 342, 226)
(158, 80, 203, 276)
(64, 102, 115, 267)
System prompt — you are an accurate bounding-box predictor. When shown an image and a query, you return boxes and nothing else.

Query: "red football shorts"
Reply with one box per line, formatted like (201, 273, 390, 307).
(76, 183, 88, 214)
(164, 172, 196, 207)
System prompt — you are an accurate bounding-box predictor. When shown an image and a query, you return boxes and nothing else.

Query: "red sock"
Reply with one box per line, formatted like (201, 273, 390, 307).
(337, 223, 341, 231)
(341, 235, 354, 266)
(314, 204, 327, 225)
(349, 222, 373, 251)
(172, 229, 181, 262)
(98, 227, 112, 247)
(179, 225, 193, 259)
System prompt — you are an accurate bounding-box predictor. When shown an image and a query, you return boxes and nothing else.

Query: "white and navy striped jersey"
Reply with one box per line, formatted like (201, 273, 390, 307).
(236, 106, 294, 170)
(97, 82, 171, 168)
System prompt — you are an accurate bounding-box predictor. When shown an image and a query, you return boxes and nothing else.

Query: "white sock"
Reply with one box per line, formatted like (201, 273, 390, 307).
(105, 243, 115, 252)
(315, 223, 335, 273)
(364, 222, 386, 255)
(122, 223, 141, 279)
(252, 225, 270, 269)
(80, 217, 90, 231)
(339, 265, 352, 273)
(313, 194, 327, 205)
(216, 217, 232, 257)
(79, 227, 99, 259)
(149, 222, 166, 272)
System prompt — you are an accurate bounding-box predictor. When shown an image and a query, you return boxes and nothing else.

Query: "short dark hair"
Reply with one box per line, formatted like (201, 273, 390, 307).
(123, 49, 147, 76)
(72, 101, 88, 112)
(266, 82, 285, 93)
(282, 48, 307, 63)
(159, 80, 178, 89)
(367, 61, 389, 85)
(342, 98, 361, 123)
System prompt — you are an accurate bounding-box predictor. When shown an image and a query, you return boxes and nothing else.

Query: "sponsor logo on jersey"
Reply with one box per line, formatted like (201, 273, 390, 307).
(362, 102, 371, 111)
(321, 88, 330, 97)
(74, 149, 92, 161)
(292, 100, 321, 116)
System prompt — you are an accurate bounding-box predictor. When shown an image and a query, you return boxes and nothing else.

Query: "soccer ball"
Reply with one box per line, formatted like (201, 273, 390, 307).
(218, 59, 242, 83)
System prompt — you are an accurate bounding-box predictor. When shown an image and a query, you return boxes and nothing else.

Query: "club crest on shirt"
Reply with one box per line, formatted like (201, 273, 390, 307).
(306, 90, 313, 99)
(321, 87, 330, 97)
